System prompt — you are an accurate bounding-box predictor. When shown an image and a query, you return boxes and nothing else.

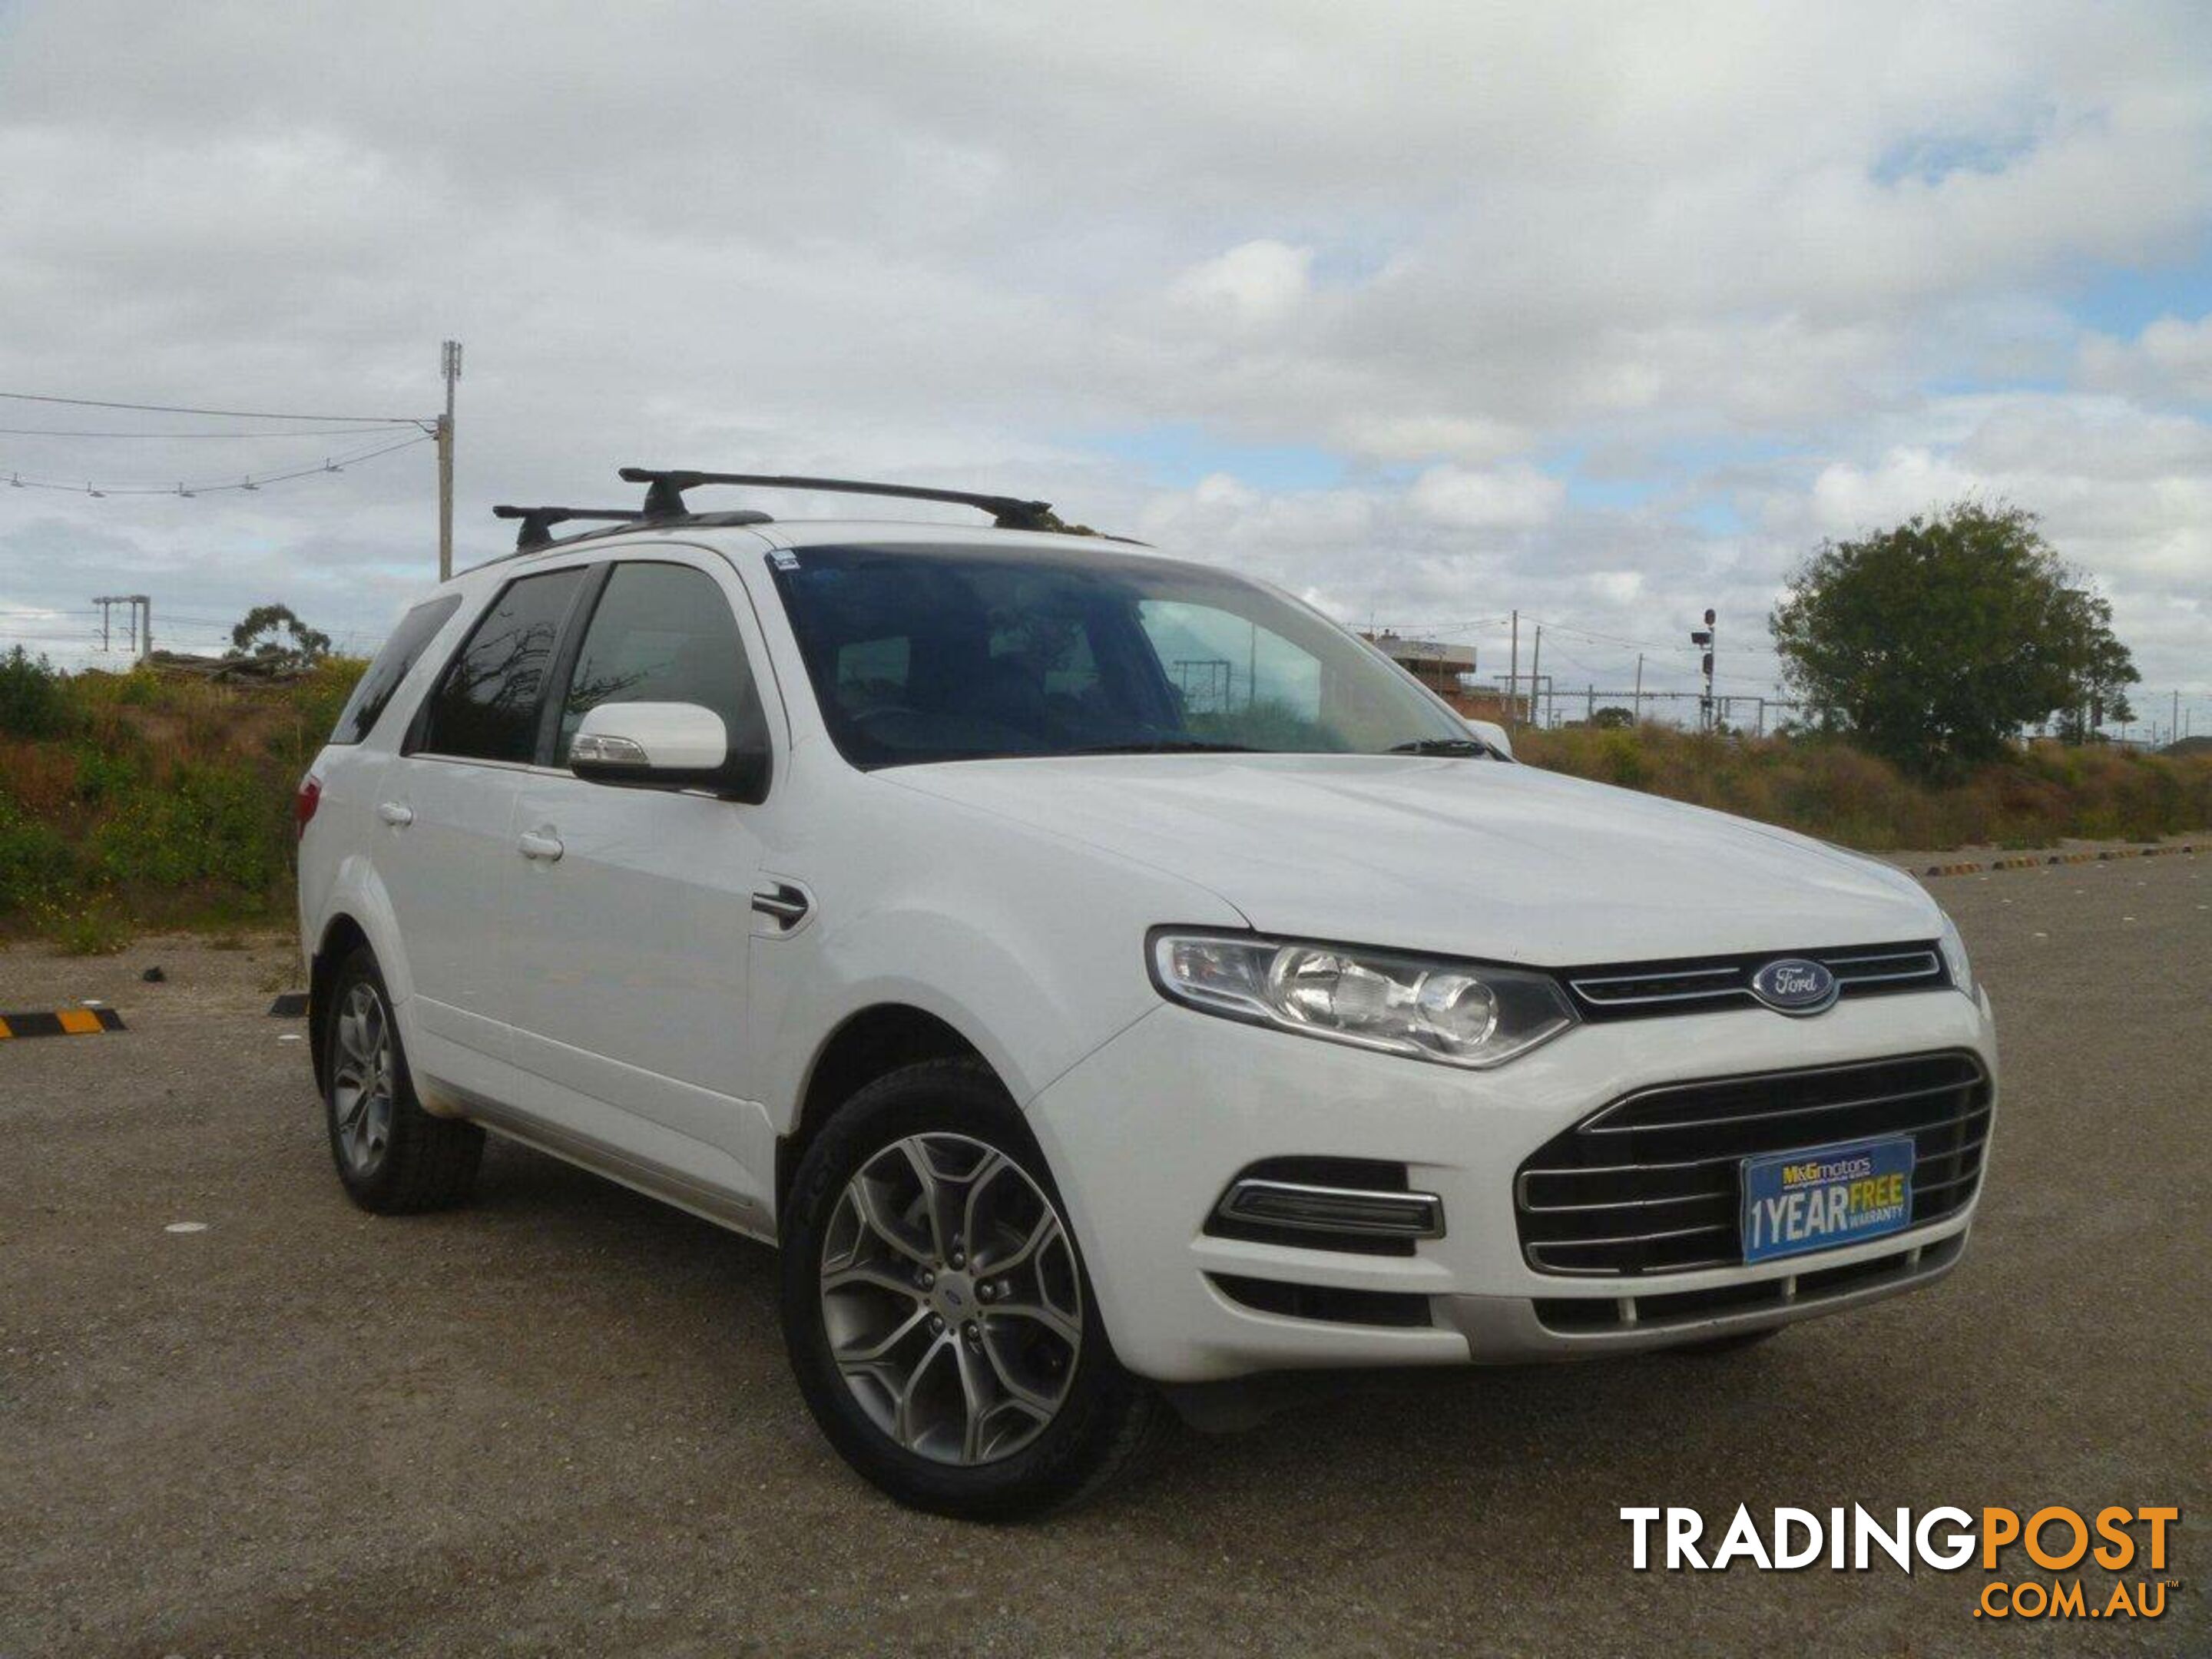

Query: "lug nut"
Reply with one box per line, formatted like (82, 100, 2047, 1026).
(976, 1282, 995, 1303)
(929, 1314, 946, 1335)
(963, 1323, 980, 1344)
(949, 1250, 965, 1270)
(916, 1269, 935, 1290)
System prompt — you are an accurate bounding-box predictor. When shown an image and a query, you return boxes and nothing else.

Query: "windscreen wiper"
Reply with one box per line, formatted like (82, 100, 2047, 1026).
(1065, 739, 1259, 755)
(1386, 736, 1497, 757)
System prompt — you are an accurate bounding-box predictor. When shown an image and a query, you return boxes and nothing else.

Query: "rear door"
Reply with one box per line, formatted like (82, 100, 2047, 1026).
(377, 565, 589, 1076)
(502, 551, 780, 1210)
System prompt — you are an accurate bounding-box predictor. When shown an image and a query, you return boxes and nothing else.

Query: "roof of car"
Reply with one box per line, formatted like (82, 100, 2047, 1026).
(462, 515, 1169, 578)
(481, 469, 1145, 565)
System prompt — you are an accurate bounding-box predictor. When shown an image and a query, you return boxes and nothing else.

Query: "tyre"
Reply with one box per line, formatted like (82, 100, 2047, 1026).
(322, 945, 484, 1214)
(780, 1058, 1167, 1520)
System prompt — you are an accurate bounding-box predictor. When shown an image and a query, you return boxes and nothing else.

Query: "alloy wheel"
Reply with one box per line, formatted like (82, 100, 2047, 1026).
(818, 1132, 1084, 1465)
(330, 981, 396, 1175)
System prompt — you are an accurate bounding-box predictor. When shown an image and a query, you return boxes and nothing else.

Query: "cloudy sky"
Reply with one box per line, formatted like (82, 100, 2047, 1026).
(2, 1, 2207, 728)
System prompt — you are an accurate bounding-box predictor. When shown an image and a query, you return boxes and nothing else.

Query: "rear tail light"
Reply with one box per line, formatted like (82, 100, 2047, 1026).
(294, 773, 322, 840)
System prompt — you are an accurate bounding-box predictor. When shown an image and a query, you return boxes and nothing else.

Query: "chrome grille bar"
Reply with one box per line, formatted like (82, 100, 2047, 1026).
(1520, 1125, 1992, 1214)
(1562, 941, 1947, 1022)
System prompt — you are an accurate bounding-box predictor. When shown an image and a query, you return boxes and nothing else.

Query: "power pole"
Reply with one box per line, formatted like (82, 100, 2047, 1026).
(436, 339, 462, 582)
(1634, 653, 1644, 724)
(1508, 611, 1519, 728)
(1529, 624, 1542, 728)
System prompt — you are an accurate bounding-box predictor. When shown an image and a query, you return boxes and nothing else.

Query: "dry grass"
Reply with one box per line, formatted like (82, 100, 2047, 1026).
(0, 658, 363, 938)
(6, 654, 2208, 945)
(1518, 724, 2212, 850)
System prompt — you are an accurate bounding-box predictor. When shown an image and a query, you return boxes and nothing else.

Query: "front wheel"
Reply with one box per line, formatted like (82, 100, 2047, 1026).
(779, 1059, 1166, 1520)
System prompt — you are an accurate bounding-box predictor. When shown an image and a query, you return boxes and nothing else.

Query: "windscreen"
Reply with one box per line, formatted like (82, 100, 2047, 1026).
(768, 543, 1472, 768)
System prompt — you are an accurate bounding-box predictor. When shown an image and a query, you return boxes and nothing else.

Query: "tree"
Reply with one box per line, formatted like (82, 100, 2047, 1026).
(1770, 501, 2138, 779)
(229, 604, 333, 664)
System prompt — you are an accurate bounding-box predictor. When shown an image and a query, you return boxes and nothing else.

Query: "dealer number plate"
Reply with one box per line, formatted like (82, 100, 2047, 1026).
(1740, 1134, 1915, 1264)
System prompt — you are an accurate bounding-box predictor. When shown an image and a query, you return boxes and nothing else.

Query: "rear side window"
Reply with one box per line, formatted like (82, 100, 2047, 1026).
(416, 569, 585, 762)
(555, 562, 766, 763)
(328, 595, 462, 745)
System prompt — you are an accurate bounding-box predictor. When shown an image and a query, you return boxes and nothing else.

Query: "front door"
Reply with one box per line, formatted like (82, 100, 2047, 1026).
(502, 554, 780, 1215)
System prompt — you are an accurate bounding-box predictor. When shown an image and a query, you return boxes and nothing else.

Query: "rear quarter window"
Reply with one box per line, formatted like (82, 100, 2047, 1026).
(328, 595, 464, 745)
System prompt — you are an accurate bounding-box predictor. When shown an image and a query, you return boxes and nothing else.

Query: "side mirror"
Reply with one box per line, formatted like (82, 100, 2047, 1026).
(1464, 716, 1513, 760)
(569, 701, 768, 799)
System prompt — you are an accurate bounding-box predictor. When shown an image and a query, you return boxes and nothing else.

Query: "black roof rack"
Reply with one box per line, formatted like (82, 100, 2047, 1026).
(492, 505, 643, 551)
(618, 469, 1061, 531)
(489, 502, 774, 554)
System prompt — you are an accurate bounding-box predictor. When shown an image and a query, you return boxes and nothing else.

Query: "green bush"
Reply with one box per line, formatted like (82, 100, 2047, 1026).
(0, 790, 76, 909)
(0, 647, 75, 738)
(91, 762, 284, 891)
(71, 741, 143, 805)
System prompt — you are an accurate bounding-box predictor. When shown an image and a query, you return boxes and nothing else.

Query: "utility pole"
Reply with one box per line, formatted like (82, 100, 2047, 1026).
(1634, 654, 1644, 725)
(1529, 624, 1542, 728)
(436, 339, 462, 582)
(1508, 611, 1518, 728)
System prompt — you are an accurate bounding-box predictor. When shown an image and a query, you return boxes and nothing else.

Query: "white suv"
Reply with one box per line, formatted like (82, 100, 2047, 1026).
(297, 471, 1997, 1518)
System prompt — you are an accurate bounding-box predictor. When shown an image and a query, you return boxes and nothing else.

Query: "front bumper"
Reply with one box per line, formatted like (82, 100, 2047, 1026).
(1026, 986, 1998, 1383)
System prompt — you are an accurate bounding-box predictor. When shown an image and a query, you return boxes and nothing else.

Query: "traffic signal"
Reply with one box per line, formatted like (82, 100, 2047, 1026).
(1702, 653, 1714, 677)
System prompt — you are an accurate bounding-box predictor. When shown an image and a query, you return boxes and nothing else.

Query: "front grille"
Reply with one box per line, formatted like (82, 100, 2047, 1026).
(1565, 942, 1945, 1021)
(1515, 1051, 1991, 1276)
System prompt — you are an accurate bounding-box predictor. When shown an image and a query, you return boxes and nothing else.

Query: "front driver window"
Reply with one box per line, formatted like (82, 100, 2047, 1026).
(555, 561, 763, 764)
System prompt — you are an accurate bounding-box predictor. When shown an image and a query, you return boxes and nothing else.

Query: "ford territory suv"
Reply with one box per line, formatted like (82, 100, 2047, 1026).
(296, 472, 1996, 1518)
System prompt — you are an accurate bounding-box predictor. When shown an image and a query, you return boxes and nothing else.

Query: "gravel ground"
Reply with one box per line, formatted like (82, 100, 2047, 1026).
(2, 863, 2207, 1657)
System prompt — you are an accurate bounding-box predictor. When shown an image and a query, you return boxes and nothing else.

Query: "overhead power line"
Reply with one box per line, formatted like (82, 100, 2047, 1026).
(2, 432, 434, 498)
(0, 389, 432, 426)
(0, 423, 407, 439)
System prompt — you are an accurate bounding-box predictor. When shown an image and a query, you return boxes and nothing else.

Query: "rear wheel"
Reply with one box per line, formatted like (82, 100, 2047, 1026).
(322, 946, 483, 1214)
(780, 1059, 1167, 1519)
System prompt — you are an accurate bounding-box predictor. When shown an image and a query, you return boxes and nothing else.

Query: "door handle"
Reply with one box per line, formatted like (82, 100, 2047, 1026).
(751, 882, 810, 928)
(376, 802, 414, 827)
(518, 830, 565, 863)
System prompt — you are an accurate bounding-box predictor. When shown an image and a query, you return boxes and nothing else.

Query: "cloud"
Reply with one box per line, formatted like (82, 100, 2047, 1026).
(1169, 240, 1314, 329)
(2079, 313, 2212, 401)
(0, 0, 2206, 700)
(1409, 464, 1566, 531)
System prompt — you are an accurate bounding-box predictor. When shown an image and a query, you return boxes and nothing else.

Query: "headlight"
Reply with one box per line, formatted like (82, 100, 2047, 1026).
(1936, 912, 1975, 999)
(1150, 932, 1577, 1068)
